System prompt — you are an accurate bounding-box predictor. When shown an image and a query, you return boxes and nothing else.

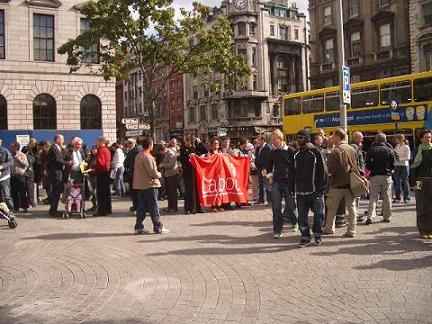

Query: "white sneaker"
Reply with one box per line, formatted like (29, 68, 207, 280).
(273, 233, 283, 239)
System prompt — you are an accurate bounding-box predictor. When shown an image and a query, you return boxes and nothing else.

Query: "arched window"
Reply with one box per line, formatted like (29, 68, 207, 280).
(33, 94, 56, 129)
(0, 95, 7, 129)
(81, 95, 102, 129)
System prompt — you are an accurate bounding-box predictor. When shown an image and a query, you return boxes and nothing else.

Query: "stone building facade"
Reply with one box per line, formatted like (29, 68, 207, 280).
(0, 0, 116, 145)
(409, 0, 432, 72)
(309, 0, 411, 89)
(184, 0, 309, 141)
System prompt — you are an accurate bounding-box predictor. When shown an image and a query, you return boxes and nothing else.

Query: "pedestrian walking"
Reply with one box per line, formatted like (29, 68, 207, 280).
(294, 130, 328, 247)
(264, 129, 297, 239)
(124, 138, 141, 212)
(0, 142, 14, 210)
(133, 137, 168, 235)
(365, 133, 395, 225)
(393, 134, 411, 204)
(94, 137, 112, 216)
(111, 142, 126, 196)
(411, 130, 432, 178)
(10, 143, 29, 213)
(322, 128, 359, 237)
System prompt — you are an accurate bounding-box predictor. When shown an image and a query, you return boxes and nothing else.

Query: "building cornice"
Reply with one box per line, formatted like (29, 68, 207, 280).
(25, 0, 62, 9)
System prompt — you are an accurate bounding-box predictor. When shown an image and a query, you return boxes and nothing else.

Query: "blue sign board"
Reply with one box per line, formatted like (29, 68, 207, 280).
(342, 65, 351, 105)
(315, 106, 428, 129)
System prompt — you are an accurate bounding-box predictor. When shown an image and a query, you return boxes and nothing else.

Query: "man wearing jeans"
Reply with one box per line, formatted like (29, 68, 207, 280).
(294, 130, 328, 247)
(133, 137, 168, 235)
(366, 133, 395, 225)
(0, 143, 14, 210)
(263, 129, 297, 239)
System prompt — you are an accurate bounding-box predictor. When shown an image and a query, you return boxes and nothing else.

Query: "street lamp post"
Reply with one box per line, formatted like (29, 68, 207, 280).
(337, 0, 348, 131)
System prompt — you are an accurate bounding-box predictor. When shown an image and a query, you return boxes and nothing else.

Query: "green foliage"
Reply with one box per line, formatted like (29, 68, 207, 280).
(58, 0, 250, 100)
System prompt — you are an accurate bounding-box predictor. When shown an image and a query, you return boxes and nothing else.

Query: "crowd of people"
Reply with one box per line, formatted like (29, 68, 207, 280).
(0, 127, 431, 242)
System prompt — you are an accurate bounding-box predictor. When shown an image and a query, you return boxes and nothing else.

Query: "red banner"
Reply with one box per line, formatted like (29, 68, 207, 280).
(190, 154, 250, 207)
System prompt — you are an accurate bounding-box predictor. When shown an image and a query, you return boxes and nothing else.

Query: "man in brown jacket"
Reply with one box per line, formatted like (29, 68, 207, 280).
(133, 137, 169, 235)
(323, 128, 359, 237)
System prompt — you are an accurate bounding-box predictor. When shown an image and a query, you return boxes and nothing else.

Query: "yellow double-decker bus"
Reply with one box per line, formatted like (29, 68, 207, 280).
(283, 71, 432, 147)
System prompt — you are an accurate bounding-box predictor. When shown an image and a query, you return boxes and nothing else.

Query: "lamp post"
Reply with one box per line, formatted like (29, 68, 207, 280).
(337, 0, 349, 131)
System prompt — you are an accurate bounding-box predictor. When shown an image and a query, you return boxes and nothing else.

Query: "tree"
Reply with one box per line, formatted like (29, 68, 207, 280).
(58, 0, 250, 137)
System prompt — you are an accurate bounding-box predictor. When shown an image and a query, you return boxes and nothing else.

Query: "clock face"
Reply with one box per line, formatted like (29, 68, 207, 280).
(233, 0, 248, 10)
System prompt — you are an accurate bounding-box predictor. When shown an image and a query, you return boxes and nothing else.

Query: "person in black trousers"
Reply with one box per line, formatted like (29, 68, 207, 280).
(47, 135, 70, 217)
(255, 134, 272, 204)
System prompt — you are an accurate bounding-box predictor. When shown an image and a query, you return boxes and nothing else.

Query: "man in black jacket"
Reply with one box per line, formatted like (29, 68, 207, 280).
(47, 134, 70, 217)
(264, 129, 297, 239)
(255, 134, 272, 204)
(294, 130, 328, 246)
(124, 138, 141, 212)
(366, 133, 395, 225)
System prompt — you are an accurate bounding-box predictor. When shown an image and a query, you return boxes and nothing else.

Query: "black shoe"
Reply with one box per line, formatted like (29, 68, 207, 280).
(298, 239, 313, 248)
(365, 219, 373, 225)
(314, 237, 322, 246)
(382, 219, 391, 223)
(129, 206, 136, 212)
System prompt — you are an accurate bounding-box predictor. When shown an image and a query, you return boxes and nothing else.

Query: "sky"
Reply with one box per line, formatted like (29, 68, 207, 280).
(172, 0, 309, 16)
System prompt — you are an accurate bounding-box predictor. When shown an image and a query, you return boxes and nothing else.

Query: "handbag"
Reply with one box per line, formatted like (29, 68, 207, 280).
(350, 171, 369, 197)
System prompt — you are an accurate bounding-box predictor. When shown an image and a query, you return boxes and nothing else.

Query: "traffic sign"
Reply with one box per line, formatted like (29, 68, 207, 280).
(342, 65, 351, 105)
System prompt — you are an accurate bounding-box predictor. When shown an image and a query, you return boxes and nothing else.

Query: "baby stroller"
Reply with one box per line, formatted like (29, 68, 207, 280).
(0, 202, 17, 229)
(62, 178, 86, 219)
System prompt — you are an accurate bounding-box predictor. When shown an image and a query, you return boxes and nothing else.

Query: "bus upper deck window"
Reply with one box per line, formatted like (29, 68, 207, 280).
(381, 81, 412, 105)
(284, 98, 301, 115)
(414, 78, 432, 102)
(325, 92, 340, 112)
(303, 94, 324, 114)
(351, 86, 379, 109)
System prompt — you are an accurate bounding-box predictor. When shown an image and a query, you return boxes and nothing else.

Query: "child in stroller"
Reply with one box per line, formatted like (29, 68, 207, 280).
(0, 202, 17, 228)
(63, 179, 85, 219)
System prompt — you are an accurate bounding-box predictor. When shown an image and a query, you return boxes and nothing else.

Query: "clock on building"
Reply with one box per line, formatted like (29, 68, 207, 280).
(233, 0, 248, 10)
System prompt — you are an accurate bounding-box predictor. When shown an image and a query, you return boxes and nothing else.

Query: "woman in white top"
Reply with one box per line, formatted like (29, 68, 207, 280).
(393, 134, 411, 203)
(111, 143, 126, 196)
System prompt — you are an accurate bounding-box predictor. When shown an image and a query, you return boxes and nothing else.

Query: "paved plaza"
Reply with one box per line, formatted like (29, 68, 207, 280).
(1, 200, 431, 324)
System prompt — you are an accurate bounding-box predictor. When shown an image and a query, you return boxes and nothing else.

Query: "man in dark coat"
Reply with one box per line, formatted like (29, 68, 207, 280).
(47, 134, 70, 217)
(255, 134, 272, 204)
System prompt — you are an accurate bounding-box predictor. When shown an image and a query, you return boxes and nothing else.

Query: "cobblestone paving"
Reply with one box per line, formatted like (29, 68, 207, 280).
(1, 200, 431, 324)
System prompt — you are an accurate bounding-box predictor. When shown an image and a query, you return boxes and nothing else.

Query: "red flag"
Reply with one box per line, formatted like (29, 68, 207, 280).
(190, 154, 250, 208)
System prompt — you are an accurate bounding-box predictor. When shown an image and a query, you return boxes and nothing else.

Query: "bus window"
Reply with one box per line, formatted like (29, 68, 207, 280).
(325, 92, 340, 112)
(284, 97, 301, 115)
(303, 94, 324, 114)
(381, 80, 412, 105)
(414, 77, 432, 102)
(351, 86, 379, 109)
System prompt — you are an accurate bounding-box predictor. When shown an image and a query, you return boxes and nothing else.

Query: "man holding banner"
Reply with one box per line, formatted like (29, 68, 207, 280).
(190, 137, 250, 212)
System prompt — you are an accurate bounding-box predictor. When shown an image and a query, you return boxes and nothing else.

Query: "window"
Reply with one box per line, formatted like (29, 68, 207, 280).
(270, 25, 275, 36)
(325, 92, 340, 112)
(284, 98, 301, 115)
(378, 0, 390, 9)
(350, 32, 361, 57)
(253, 74, 257, 91)
(424, 44, 432, 71)
(199, 105, 207, 121)
(381, 81, 412, 105)
(33, 94, 56, 129)
(193, 86, 198, 99)
(351, 86, 379, 108)
(303, 95, 324, 114)
(379, 24, 391, 48)
(323, 6, 332, 25)
(273, 104, 280, 117)
(211, 104, 218, 120)
(414, 78, 432, 102)
(348, 0, 360, 18)
(0, 10, 5, 59)
(249, 23, 256, 36)
(238, 48, 247, 63)
(0, 95, 7, 129)
(294, 29, 299, 40)
(423, 2, 432, 25)
(33, 14, 55, 62)
(278, 70, 289, 92)
(252, 47, 257, 67)
(81, 95, 102, 129)
(80, 18, 99, 64)
(279, 25, 289, 41)
(324, 38, 335, 63)
(238, 22, 246, 36)
(203, 85, 209, 97)
(189, 106, 196, 123)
